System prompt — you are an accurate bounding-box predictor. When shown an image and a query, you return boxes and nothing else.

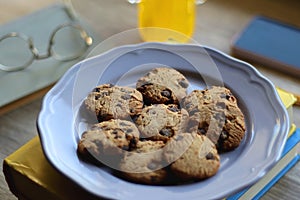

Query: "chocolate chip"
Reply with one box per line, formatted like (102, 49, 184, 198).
(198, 127, 206, 135)
(141, 83, 152, 87)
(175, 135, 184, 141)
(203, 95, 211, 101)
(147, 162, 157, 170)
(129, 138, 138, 149)
(159, 128, 174, 137)
(220, 130, 228, 140)
(96, 115, 102, 122)
(129, 108, 135, 114)
(93, 87, 101, 92)
(178, 79, 189, 88)
(184, 103, 192, 109)
(220, 93, 226, 99)
(216, 102, 226, 109)
(114, 135, 122, 139)
(102, 91, 109, 96)
(224, 93, 236, 102)
(121, 94, 131, 100)
(112, 130, 118, 134)
(226, 94, 231, 100)
(161, 90, 171, 98)
(189, 108, 198, 115)
(205, 152, 215, 160)
(167, 105, 180, 112)
(150, 110, 157, 115)
(116, 103, 122, 107)
(217, 130, 228, 152)
(187, 120, 199, 131)
(130, 138, 137, 144)
(119, 122, 127, 126)
(126, 128, 133, 133)
(131, 115, 139, 122)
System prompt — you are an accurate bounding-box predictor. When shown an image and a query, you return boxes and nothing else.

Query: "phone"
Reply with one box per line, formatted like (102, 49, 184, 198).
(231, 16, 300, 77)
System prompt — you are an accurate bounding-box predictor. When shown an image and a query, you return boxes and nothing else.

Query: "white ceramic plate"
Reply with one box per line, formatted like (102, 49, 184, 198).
(38, 43, 289, 199)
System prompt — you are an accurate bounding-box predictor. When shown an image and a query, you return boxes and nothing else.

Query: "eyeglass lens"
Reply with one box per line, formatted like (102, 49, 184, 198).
(0, 36, 34, 69)
(51, 25, 89, 61)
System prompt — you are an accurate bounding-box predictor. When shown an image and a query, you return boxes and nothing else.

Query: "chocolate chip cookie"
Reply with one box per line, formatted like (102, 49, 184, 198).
(182, 86, 246, 152)
(136, 67, 189, 105)
(135, 104, 189, 142)
(164, 133, 220, 180)
(118, 140, 168, 184)
(84, 84, 143, 122)
(77, 119, 140, 163)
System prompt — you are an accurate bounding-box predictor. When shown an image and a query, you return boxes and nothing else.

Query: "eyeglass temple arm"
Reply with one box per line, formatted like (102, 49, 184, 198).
(61, 0, 93, 46)
(62, 0, 78, 21)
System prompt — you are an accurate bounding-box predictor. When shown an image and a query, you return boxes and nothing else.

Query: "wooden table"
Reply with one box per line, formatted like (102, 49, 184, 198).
(1, 0, 299, 199)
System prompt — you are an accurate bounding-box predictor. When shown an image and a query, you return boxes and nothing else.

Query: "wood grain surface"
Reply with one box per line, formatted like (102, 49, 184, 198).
(1, 0, 300, 199)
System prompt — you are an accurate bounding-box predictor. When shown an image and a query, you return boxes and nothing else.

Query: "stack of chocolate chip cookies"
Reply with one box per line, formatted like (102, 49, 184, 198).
(78, 67, 246, 185)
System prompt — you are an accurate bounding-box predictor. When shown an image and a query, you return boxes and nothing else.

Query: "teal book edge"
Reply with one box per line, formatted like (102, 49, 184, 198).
(227, 128, 300, 200)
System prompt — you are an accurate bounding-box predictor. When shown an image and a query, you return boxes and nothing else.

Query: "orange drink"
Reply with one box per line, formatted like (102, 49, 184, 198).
(138, 0, 196, 42)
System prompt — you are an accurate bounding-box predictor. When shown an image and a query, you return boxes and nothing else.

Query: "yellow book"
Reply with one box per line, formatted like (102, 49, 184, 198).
(3, 136, 98, 200)
(276, 87, 297, 137)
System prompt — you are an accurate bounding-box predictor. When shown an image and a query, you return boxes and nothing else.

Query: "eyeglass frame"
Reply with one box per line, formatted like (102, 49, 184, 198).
(0, 5, 93, 72)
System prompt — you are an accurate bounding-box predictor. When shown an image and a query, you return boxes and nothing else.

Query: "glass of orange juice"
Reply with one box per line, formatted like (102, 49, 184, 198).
(129, 0, 206, 43)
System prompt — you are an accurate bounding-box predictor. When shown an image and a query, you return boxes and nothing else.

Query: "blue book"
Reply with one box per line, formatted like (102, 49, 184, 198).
(231, 16, 300, 78)
(227, 128, 300, 200)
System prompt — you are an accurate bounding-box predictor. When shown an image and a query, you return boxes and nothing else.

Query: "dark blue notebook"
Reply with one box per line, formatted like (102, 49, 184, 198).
(231, 16, 300, 77)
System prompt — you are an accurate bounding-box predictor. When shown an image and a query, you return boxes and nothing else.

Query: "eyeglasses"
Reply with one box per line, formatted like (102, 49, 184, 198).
(0, 22, 93, 72)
